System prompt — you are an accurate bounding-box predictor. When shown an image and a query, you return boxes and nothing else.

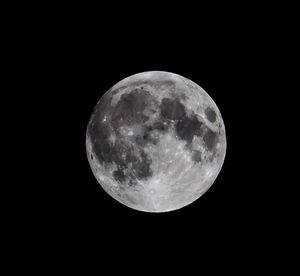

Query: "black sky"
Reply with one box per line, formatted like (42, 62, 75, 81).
(51, 29, 268, 251)
(16, 5, 288, 270)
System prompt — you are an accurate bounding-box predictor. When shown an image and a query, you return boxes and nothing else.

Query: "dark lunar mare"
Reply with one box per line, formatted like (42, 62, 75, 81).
(203, 128, 218, 151)
(88, 88, 219, 187)
(159, 97, 219, 155)
(192, 150, 202, 163)
(88, 89, 154, 186)
(175, 115, 203, 144)
(204, 107, 217, 123)
(160, 97, 186, 121)
(111, 89, 153, 127)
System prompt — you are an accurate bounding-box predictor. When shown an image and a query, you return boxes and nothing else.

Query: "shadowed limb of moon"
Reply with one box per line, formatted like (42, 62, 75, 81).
(86, 71, 226, 212)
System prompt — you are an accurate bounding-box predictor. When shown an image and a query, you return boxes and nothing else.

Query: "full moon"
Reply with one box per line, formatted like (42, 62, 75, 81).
(86, 71, 226, 212)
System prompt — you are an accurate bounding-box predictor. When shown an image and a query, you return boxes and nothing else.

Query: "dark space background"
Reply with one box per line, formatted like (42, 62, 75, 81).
(12, 3, 293, 272)
(50, 27, 268, 264)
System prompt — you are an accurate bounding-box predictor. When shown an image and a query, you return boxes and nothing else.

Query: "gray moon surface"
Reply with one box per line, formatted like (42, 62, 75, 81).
(86, 71, 226, 212)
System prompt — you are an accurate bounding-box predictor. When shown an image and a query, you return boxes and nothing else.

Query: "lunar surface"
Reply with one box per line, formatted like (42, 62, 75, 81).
(86, 71, 226, 212)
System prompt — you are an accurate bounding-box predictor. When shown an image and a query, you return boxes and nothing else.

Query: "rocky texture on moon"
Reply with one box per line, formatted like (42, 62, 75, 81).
(86, 71, 226, 212)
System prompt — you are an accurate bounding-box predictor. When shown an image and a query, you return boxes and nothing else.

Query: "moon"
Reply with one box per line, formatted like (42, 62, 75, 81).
(86, 71, 226, 212)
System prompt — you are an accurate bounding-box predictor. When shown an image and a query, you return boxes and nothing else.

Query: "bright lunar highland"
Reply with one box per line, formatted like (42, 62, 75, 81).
(86, 71, 226, 212)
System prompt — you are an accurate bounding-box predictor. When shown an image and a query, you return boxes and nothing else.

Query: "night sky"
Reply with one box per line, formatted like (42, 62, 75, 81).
(19, 5, 285, 271)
